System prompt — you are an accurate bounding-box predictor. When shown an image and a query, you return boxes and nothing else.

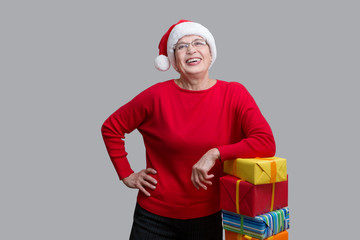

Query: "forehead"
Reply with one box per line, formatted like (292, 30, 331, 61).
(177, 35, 204, 43)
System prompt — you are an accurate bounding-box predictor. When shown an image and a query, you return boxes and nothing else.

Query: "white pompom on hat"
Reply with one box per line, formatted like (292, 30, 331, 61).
(154, 19, 217, 71)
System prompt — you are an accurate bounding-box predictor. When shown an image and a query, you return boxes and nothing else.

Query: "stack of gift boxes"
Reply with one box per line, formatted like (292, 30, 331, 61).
(220, 157, 289, 240)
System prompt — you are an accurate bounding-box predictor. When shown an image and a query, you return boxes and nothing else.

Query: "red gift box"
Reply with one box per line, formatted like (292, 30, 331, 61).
(220, 175, 288, 217)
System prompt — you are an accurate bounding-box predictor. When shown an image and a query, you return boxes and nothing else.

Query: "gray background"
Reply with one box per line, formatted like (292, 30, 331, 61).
(1, 0, 359, 239)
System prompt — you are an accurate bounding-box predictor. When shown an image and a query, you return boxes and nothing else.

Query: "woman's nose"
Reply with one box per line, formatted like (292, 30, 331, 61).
(186, 44, 197, 53)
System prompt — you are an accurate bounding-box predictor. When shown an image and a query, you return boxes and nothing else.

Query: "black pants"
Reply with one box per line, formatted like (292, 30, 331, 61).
(130, 203, 223, 240)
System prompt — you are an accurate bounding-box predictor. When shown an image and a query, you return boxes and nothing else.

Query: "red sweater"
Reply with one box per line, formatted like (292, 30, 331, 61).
(101, 80, 275, 219)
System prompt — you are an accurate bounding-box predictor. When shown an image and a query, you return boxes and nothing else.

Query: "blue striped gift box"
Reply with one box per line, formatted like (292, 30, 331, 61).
(222, 207, 290, 239)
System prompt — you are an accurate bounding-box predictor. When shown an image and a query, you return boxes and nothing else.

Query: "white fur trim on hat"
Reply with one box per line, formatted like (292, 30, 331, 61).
(167, 22, 217, 71)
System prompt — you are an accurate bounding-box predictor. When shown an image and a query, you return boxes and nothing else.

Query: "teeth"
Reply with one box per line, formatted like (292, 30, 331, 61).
(187, 58, 200, 63)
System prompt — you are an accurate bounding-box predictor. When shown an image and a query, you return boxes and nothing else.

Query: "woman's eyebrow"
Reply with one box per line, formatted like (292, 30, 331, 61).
(177, 38, 204, 44)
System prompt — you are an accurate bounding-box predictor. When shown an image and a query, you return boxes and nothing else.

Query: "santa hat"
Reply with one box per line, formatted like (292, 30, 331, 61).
(154, 20, 217, 71)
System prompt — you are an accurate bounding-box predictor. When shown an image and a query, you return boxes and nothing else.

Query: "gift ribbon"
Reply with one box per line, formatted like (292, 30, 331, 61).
(232, 158, 277, 183)
(242, 235, 274, 240)
(236, 179, 242, 214)
(232, 160, 237, 178)
(270, 161, 277, 183)
(240, 215, 244, 235)
(270, 182, 275, 212)
(236, 179, 274, 235)
(255, 157, 277, 183)
(236, 177, 276, 214)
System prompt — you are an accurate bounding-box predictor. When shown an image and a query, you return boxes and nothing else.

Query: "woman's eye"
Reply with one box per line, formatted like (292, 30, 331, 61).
(177, 44, 187, 50)
(194, 41, 205, 47)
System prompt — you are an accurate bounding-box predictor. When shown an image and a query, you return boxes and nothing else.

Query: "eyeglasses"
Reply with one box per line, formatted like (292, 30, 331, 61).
(174, 39, 207, 52)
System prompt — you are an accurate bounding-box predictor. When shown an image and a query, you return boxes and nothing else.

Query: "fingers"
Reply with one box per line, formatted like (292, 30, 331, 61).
(138, 169, 158, 196)
(123, 168, 157, 197)
(143, 168, 158, 187)
(138, 184, 151, 197)
(191, 148, 219, 190)
(145, 168, 157, 175)
(191, 172, 200, 190)
(143, 173, 158, 186)
(191, 167, 214, 190)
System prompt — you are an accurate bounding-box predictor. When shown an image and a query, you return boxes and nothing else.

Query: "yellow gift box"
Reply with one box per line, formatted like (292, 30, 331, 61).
(223, 157, 287, 185)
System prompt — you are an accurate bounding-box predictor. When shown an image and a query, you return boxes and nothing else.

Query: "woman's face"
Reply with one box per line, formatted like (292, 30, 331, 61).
(174, 35, 212, 77)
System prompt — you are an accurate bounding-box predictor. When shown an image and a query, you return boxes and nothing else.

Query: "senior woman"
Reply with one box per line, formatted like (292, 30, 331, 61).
(101, 20, 275, 240)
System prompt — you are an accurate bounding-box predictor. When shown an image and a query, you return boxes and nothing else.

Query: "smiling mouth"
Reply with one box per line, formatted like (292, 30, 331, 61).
(186, 58, 201, 63)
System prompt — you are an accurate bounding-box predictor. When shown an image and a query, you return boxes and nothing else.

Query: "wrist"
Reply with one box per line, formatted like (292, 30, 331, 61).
(211, 148, 221, 162)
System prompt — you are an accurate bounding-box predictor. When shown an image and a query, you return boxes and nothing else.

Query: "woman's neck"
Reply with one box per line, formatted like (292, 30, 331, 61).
(176, 75, 216, 91)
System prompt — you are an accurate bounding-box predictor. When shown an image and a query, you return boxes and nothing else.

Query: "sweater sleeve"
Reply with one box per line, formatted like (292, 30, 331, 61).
(101, 91, 151, 180)
(217, 83, 276, 161)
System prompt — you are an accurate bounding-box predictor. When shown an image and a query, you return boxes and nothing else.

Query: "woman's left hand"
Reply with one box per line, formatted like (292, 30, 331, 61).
(191, 148, 220, 190)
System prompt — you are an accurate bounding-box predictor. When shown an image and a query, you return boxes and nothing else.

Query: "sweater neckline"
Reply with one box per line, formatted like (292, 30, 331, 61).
(171, 79, 219, 93)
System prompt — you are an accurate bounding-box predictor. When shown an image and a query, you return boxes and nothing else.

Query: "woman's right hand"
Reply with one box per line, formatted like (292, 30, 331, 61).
(122, 168, 157, 197)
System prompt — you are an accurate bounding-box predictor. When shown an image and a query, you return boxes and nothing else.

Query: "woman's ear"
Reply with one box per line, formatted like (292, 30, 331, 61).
(174, 55, 179, 72)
